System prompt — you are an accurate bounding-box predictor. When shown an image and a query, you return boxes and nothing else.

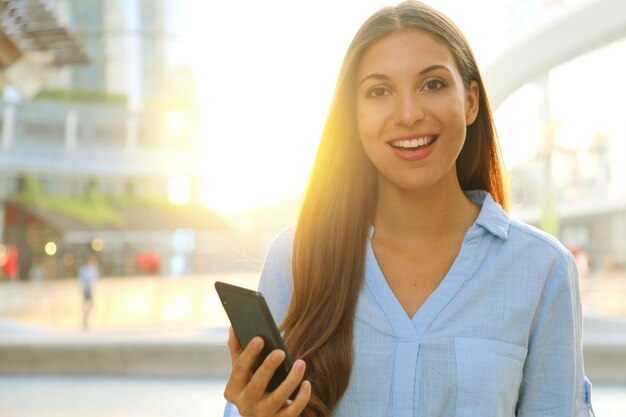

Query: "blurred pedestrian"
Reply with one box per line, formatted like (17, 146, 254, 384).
(78, 254, 99, 330)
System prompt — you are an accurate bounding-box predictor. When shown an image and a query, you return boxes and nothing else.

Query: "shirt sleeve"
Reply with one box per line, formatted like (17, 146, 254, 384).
(223, 227, 295, 417)
(223, 401, 242, 417)
(516, 253, 595, 417)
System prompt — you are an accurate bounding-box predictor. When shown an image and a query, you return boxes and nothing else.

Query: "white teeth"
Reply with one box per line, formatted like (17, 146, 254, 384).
(391, 136, 434, 148)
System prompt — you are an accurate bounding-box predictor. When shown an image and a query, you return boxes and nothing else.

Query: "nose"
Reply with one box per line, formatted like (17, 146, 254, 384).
(393, 92, 425, 126)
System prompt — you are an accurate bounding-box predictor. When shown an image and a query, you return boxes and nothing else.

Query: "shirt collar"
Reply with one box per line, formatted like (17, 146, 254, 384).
(465, 190, 510, 240)
(367, 190, 510, 240)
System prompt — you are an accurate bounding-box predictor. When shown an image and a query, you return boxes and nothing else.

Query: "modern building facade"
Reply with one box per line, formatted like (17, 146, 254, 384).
(0, 0, 219, 281)
(48, 0, 185, 106)
(1, 0, 201, 201)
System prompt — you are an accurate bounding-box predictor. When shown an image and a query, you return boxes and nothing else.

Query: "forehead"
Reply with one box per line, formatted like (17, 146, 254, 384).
(358, 29, 457, 76)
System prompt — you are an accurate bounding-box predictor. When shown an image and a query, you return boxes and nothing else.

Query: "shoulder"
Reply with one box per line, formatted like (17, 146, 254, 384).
(473, 190, 574, 268)
(258, 225, 295, 287)
(265, 224, 296, 262)
(271, 224, 296, 247)
(260, 224, 296, 285)
(507, 216, 573, 261)
(258, 225, 296, 322)
(505, 217, 578, 290)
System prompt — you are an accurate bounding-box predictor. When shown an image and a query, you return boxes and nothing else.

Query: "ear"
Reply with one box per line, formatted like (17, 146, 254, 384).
(464, 80, 479, 126)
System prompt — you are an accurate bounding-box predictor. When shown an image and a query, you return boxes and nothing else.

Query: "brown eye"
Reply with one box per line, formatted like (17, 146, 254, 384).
(422, 79, 445, 91)
(367, 86, 390, 97)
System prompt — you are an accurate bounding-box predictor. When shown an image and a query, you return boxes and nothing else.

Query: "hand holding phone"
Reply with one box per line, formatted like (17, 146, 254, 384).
(215, 281, 300, 399)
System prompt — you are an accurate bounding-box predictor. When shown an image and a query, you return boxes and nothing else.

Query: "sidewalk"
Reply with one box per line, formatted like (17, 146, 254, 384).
(1, 272, 625, 413)
(1, 376, 625, 417)
(0, 375, 228, 417)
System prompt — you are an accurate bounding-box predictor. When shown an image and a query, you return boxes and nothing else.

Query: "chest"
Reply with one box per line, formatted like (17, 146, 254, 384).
(341, 260, 536, 417)
(372, 239, 462, 318)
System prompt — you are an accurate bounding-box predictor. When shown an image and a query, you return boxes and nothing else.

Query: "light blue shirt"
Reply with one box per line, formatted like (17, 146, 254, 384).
(225, 191, 594, 417)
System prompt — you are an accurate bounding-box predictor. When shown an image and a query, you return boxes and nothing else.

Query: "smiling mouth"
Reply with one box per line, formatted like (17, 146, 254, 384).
(389, 135, 438, 150)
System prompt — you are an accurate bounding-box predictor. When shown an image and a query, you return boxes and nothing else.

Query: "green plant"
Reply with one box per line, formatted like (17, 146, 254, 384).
(35, 88, 127, 104)
(15, 176, 123, 226)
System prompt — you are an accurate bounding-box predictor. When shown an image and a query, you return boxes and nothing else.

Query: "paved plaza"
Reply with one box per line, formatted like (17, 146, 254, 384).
(0, 375, 227, 417)
(0, 273, 625, 416)
(0, 374, 625, 417)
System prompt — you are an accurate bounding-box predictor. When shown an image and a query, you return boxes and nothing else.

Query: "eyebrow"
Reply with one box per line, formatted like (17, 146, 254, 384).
(358, 64, 451, 86)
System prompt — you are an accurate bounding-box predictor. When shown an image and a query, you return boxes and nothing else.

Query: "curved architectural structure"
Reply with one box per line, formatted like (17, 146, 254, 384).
(483, 0, 626, 110)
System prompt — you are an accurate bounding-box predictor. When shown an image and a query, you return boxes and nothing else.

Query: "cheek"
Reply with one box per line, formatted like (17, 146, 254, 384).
(356, 109, 372, 143)
(357, 128, 375, 159)
(357, 104, 385, 143)
(356, 118, 379, 163)
(437, 96, 468, 133)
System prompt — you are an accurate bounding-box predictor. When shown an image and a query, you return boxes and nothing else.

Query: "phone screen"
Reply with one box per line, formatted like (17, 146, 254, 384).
(215, 281, 297, 398)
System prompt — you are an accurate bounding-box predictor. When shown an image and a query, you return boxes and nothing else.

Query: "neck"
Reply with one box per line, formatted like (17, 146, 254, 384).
(372, 176, 479, 245)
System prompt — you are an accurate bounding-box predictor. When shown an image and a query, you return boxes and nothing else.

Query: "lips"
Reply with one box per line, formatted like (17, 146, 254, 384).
(388, 135, 438, 150)
(387, 134, 439, 161)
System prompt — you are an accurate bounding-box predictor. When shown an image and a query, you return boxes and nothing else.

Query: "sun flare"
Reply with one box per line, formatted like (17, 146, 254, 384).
(181, 0, 544, 215)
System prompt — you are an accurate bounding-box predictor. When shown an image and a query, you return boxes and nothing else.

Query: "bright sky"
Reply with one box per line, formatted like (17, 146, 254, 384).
(179, 0, 588, 215)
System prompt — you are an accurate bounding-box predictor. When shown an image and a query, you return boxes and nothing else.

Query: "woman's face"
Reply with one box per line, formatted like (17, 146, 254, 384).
(356, 29, 478, 194)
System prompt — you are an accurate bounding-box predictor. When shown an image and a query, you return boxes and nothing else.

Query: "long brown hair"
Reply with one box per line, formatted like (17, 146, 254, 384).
(280, 2, 508, 416)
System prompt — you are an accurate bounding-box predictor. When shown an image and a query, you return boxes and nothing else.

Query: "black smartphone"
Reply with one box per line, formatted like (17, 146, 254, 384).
(215, 281, 298, 399)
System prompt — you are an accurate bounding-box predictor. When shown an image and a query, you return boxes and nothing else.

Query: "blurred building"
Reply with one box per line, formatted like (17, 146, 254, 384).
(0, 0, 89, 97)
(48, 0, 184, 107)
(494, 0, 626, 274)
(510, 121, 626, 273)
(0, 0, 225, 280)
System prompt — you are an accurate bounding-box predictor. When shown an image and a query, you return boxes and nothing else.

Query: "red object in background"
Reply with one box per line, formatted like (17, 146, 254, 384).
(135, 251, 160, 275)
(567, 246, 590, 277)
(4, 206, 18, 225)
(2, 246, 19, 279)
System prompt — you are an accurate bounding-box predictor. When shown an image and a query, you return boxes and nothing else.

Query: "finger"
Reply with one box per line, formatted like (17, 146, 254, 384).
(266, 359, 307, 409)
(244, 348, 286, 397)
(227, 327, 243, 366)
(279, 380, 311, 417)
(224, 336, 264, 397)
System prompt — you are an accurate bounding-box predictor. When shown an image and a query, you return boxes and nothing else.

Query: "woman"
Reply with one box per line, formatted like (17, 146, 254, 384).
(224, 1, 594, 416)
